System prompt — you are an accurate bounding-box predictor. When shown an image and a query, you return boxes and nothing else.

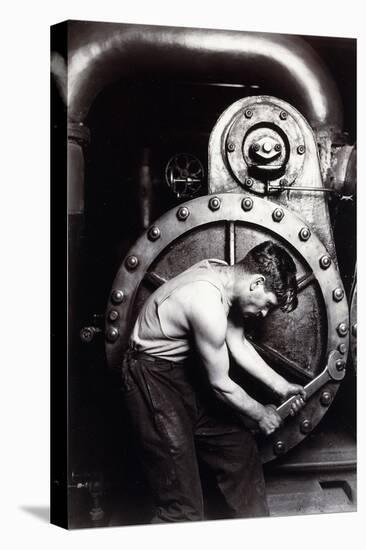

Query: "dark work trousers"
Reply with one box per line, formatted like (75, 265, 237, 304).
(121, 348, 269, 522)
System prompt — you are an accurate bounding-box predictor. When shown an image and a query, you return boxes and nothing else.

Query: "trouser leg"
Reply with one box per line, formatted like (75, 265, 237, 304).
(121, 356, 204, 522)
(196, 428, 269, 518)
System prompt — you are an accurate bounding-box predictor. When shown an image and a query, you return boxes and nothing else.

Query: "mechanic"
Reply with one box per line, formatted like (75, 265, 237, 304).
(121, 240, 306, 522)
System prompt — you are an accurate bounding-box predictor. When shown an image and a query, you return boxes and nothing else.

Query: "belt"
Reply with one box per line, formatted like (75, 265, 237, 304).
(125, 345, 187, 366)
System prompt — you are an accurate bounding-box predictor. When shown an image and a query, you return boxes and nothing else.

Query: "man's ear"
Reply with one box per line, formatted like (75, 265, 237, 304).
(249, 275, 265, 291)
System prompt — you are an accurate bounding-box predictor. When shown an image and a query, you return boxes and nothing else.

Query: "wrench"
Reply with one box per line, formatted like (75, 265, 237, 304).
(276, 350, 346, 420)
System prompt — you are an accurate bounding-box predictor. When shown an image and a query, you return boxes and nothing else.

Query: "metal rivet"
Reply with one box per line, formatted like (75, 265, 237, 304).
(320, 391, 332, 407)
(177, 206, 190, 221)
(245, 109, 253, 119)
(336, 359, 346, 372)
(300, 419, 313, 434)
(108, 309, 120, 322)
(279, 178, 288, 186)
(263, 142, 272, 153)
(245, 178, 253, 188)
(299, 227, 311, 241)
(274, 441, 287, 455)
(297, 145, 306, 155)
(125, 255, 139, 270)
(80, 327, 95, 344)
(274, 143, 282, 152)
(148, 225, 161, 241)
(106, 327, 119, 343)
(319, 255, 331, 269)
(333, 288, 344, 302)
(111, 289, 124, 304)
(209, 196, 221, 211)
(227, 141, 236, 152)
(337, 322, 349, 337)
(280, 111, 288, 120)
(272, 208, 284, 222)
(253, 143, 260, 152)
(352, 323, 357, 337)
(241, 197, 253, 212)
(338, 343, 347, 355)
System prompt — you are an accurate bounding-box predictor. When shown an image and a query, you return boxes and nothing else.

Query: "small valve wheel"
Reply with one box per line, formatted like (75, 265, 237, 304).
(165, 153, 204, 199)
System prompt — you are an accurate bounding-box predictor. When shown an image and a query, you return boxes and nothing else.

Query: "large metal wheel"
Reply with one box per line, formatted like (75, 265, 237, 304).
(105, 193, 349, 462)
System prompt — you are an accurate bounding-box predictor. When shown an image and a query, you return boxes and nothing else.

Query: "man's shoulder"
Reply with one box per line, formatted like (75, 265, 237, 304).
(175, 279, 224, 304)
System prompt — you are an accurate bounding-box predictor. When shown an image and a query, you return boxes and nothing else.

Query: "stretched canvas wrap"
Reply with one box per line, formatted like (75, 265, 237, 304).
(51, 20, 356, 528)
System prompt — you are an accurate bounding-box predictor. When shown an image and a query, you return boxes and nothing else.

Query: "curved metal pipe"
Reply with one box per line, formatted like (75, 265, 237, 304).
(61, 22, 343, 130)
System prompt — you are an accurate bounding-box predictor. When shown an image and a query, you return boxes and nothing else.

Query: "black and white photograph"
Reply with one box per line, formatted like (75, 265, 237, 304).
(50, 18, 357, 529)
(3, 3, 363, 548)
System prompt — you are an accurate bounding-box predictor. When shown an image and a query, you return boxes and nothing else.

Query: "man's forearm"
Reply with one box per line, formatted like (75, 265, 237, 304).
(211, 379, 265, 422)
(226, 329, 287, 394)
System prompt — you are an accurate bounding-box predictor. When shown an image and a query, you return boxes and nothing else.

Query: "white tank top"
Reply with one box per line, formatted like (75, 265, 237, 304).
(130, 259, 229, 362)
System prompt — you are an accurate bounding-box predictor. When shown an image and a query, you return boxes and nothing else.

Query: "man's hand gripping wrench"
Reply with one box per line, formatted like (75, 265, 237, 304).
(276, 350, 347, 421)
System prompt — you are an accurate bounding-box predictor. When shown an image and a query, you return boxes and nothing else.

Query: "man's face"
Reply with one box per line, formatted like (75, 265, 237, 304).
(236, 276, 278, 320)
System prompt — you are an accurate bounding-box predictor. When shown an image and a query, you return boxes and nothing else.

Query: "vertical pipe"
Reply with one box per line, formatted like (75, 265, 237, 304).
(138, 147, 153, 230)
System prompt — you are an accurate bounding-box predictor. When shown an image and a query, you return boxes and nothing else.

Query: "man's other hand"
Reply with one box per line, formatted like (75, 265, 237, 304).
(258, 404, 282, 435)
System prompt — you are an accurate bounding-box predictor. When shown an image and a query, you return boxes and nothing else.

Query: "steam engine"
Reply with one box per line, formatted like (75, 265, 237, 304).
(51, 21, 356, 527)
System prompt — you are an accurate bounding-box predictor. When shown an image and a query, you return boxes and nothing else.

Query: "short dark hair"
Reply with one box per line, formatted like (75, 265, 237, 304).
(237, 240, 298, 312)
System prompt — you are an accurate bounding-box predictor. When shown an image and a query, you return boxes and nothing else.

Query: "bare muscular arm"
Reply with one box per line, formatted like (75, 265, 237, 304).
(226, 317, 306, 414)
(188, 285, 281, 434)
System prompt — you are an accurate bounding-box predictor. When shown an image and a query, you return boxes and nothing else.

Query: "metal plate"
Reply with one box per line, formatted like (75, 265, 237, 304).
(106, 193, 349, 462)
(226, 100, 306, 194)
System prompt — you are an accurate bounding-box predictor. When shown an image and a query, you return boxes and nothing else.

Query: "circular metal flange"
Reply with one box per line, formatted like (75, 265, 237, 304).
(225, 100, 306, 194)
(106, 193, 349, 463)
(350, 282, 357, 369)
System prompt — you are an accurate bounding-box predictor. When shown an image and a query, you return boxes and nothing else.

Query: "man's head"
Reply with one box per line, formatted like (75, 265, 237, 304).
(233, 240, 298, 319)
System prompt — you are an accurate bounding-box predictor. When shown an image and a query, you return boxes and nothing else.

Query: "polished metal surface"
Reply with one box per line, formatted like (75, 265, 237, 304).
(208, 96, 338, 264)
(60, 24, 342, 129)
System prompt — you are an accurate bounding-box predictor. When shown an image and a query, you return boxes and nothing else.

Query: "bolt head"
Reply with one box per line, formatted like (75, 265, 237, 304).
(227, 141, 236, 152)
(272, 208, 284, 222)
(297, 145, 306, 155)
(336, 359, 346, 372)
(80, 327, 94, 343)
(106, 327, 119, 343)
(279, 179, 288, 187)
(262, 141, 272, 153)
(299, 227, 311, 241)
(319, 255, 331, 269)
(148, 225, 161, 241)
(111, 289, 124, 304)
(338, 343, 347, 355)
(280, 111, 288, 120)
(245, 178, 253, 188)
(320, 391, 332, 406)
(108, 309, 119, 322)
(177, 206, 190, 221)
(300, 419, 313, 434)
(209, 197, 221, 211)
(253, 143, 260, 152)
(274, 441, 287, 455)
(241, 197, 253, 212)
(333, 288, 344, 302)
(125, 255, 139, 270)
(274, 143, 282, 152)
(337, 322, 349, 337)
(245, 109, 253, 119)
